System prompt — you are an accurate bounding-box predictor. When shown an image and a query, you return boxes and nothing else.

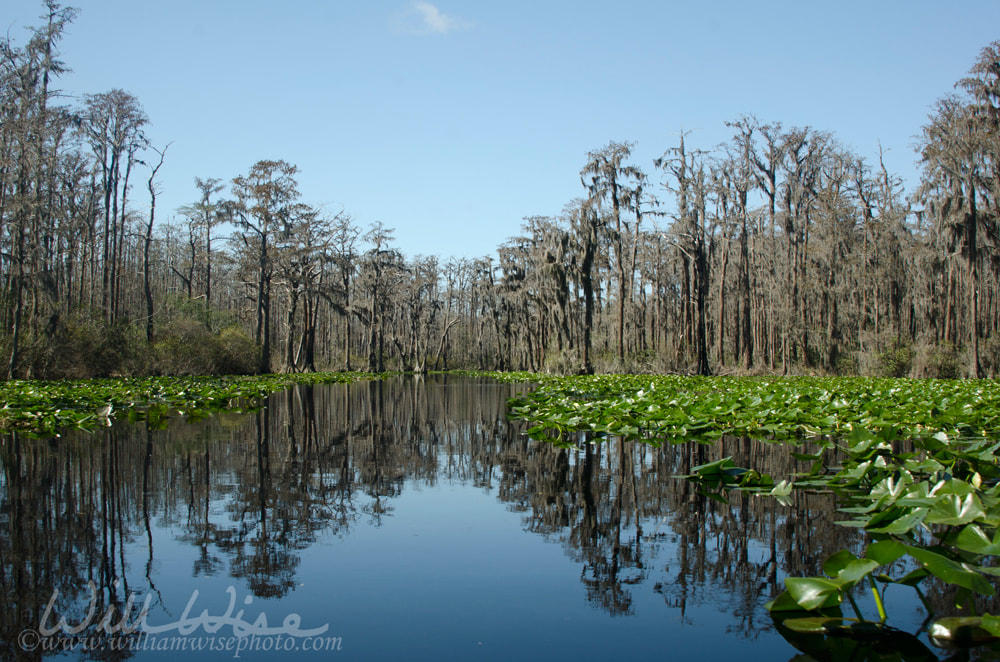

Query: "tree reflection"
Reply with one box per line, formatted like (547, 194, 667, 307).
(1, 375, 994, 660)
(497, 429, 883, 625)
(0, 427, 150, 660)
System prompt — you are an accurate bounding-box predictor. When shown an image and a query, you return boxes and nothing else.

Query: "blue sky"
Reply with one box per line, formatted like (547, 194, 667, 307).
(6, 1, 1000, 260)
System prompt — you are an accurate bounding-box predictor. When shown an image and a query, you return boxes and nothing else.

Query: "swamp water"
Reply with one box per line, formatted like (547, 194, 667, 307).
(0, 375, 981, 660)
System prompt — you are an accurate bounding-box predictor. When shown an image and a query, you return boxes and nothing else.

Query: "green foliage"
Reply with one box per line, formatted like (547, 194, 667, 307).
(2, 305, 259, 380)
(508, 374, 1000, 444)
(832, 351, 859, 377)
(877, 341, 913, 378)
(214, 326, 259, 375)
(683, 456, 774, 502)
(164, 295, 215, 327)
(982, 335, 1000, 378)
(507, 373, 1000, 650)
(152, 319, 257, 376)
(16, 315, 143, 379)
(152, 318, 218, 375)
(911, 341, 961, 379)
(930, 615, 1000, 645)
(0, 371, 379, 437)
(541, 349, 585, 376)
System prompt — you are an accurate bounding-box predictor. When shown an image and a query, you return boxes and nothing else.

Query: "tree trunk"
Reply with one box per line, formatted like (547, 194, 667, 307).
(740, 216, 753, 370)
(967, 187, 983, 378)
(717, 234, 730, 367)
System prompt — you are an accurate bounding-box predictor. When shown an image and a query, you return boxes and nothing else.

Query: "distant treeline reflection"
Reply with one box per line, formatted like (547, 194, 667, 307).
(0, 375, 962, 658)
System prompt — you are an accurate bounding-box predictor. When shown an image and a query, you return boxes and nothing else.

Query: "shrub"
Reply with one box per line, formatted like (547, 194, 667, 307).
(542, 349, 584, 375)
(982, 335, 1000, 378)
(153, 319, 217, 375)
(153, 319, 259, 376)
(15, 315, 142, 379)
(911, 341, 960, 379)
(834, 352, 858, 376)
(877, 341, 913, 378)
(213, 326, 258, 375)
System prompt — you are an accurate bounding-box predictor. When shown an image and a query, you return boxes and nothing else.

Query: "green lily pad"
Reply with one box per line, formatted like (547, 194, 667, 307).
(954, 524, 1000, 556)
(784, 576, 844, 611)
(929, 615, 1000, 645)
(905, 545, 995, 596)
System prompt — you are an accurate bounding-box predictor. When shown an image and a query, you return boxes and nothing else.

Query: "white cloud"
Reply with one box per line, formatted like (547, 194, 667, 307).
(395, 2, 472, 35)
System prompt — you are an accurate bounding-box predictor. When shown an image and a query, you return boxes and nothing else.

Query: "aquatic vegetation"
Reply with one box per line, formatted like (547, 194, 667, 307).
(506, 374, 1000, 652)
(0, 372, 378, 437)
(508, 375, 1000, 444)
(759, 426, 1000, 645)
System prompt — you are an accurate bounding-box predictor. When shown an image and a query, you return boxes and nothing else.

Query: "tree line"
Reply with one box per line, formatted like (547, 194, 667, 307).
(2, 4, 999, 379)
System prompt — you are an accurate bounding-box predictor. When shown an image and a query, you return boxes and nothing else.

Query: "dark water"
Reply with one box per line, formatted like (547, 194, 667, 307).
(0, 375, 963, 660)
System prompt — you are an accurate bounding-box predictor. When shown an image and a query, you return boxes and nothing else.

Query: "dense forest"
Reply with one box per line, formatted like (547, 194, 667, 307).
(2, 4, 999, 380)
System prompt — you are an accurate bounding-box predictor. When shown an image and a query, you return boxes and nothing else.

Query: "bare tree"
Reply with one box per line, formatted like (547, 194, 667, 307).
(919, 96, 993, 378)
(81, 89, 149, 322)
(177, 177, 226, 309)
(581, 141, 645, 363)
(567, 200, 601, 373)
(231, 159, 302, 374)
(358, 222, 404, 372)
(144, 143, 168, 344)
(657, 133, 712, 375)
(331, 215, 361, 370)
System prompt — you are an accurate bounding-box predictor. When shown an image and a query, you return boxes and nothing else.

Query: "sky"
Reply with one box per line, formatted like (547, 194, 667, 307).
(5, 0, 1000, 261)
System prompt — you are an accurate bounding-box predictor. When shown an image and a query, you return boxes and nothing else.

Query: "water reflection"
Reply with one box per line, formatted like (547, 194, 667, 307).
(0, 375, 979, 660)
(500, 433, 853, 623)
